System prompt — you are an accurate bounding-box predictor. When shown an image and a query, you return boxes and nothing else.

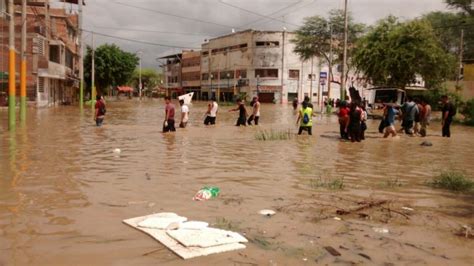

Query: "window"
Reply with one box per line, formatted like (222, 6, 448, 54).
(236, 69, 247, 79)
(202, 73, 209, 80)
(255, 69, 278, 78)
(256, 41, 279, 47)
(49, 45, 60, 63)
(211, 43, 247, 55)
(308, 74, 316, 80)
(289, 69, 299, 79)
(219, 71, 234, 79)
(66, 49, 74, 69)
(202, 51, 209, 56)
(38, 77, 45, 93)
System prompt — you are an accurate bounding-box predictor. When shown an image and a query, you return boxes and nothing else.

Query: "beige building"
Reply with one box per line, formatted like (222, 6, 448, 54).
(201, 29, 320, 103)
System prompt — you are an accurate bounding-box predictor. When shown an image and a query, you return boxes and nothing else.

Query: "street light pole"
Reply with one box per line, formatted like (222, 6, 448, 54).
(8, 0, 16, 130)
(210, 74, 214, 99)
(78, 0, 84, 109)
(137, 51, 142, 100)
(226, 72, 230, 102)
(341, 0, 349, 100)
(20, 0, 27, 122)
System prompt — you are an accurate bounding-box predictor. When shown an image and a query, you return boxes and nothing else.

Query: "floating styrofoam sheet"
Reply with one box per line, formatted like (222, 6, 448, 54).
(167, 228, 248, 248)
(123, 213, 246, 260)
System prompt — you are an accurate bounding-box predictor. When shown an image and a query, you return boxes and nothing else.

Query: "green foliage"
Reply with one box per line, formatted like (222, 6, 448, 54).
(445, 0, 474, 16)
(429, 170, 474, 192)
(353, 17, 456, 89)
(423, 11, 474, 64)
(255, 129, 292, 141)
(384, 177, 403, 188)
(310, 176, 344, 190)
(84, 44, 139, 95)
(460, 98, 474, 125)
(129, 68, 162, 91)
(292, 9, 365, 79)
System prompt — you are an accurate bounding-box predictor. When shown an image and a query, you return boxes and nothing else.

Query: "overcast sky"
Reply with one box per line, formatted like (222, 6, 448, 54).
(69, 0, 452, 68)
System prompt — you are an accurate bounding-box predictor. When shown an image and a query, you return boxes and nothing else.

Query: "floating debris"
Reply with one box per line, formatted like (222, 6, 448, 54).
(259, 209, 276, 217)
(324, 246, 341, 256)
(372, 227, 389, 234)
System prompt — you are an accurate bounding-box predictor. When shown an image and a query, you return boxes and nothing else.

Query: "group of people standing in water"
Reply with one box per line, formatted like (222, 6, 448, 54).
(337, 100, 368, 142)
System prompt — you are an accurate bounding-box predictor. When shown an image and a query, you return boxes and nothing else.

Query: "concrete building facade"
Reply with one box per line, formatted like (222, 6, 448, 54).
(181, 50, 201, 99)
(201, 30, 320, 103)
(0, 2, 79, 107)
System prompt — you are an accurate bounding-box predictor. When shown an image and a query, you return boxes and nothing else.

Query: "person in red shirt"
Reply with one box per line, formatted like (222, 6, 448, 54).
(94, 95, 106, 126)
(163, 96, 176, 133)
(338, 101, 350, 140)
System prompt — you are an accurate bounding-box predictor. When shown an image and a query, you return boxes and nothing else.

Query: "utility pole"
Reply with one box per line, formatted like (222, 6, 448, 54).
(8, 0, 15, 129)
(20, 0, 26, 122)
(310, 56, 313, 103)
(91, 31, 95, 106)
(328, 23, 333, 101)
(456, 29, 464, 87)
(137, 51, 142, 100)
(341, 0, 348, 100)
(78, 0, 84, 109)
(281, 29, 286, 104)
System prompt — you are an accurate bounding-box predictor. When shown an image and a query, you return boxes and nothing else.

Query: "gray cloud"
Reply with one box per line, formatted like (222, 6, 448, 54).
(79, 0, 450, 68)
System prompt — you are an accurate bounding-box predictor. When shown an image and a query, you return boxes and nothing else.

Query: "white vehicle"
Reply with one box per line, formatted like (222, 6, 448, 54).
(367, 86, 427, 109)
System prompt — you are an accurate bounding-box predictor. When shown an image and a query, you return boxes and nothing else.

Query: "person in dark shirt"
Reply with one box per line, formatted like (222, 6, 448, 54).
(441, 95, 455, 138)
(348, 102, 362, 142)
(229, 99, 247, 126)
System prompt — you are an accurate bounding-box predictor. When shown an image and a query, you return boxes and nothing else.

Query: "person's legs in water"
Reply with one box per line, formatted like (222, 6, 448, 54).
(307, 126, 312, 135)
(204, 116, 210, 125)
(96, 118, 104, 127)
(247, 115, 254, 125)
(236, 116, 246, 126)
(210, 117, 216, 125)
(254, 116, 259, 125)
(404, 120, 414, 135)
(443, 117, 452, 137)
(298, 127, 304, 135)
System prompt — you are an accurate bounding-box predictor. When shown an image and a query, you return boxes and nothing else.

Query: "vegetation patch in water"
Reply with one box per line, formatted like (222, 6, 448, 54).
(429, 171, 474, 192)
(383, 177, 403, 188)
(255, 129, 292, 141)
(310, 177, 345, 190)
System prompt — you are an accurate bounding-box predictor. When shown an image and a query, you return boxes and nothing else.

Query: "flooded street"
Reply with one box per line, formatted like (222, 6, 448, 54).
(1, 100, 473, 265)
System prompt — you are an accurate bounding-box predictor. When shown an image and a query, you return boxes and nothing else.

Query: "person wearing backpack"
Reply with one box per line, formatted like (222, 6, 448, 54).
(400, 96, 418, 135)
(441, 95, 456, 138)
(296, 101, 313, 135)
(94, 95, 106, 127)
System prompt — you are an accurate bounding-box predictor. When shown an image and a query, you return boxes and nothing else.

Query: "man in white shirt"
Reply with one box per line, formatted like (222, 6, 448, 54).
(204, 97, 218, 125)
(179, 99, 189, 128)
(247, 96, 261, 125)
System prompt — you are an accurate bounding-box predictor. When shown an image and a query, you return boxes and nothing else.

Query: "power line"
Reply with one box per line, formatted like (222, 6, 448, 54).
(113, 1, 238, 30)
(92, 26, 212, 37)
(237, 0, 307, 29)
(218, 0, 302, 28)
(82, 29, 202, 49)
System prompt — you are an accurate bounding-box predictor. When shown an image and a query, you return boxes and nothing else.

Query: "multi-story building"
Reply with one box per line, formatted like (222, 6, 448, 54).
(0, 1, 79, 107)
(201, 29, 320, 103)
(160, 53, 182, 98)
(181, 50, 201, 99)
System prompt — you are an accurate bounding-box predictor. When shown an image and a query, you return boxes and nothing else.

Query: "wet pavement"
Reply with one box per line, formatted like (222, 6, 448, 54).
(1, 99, 473, 265)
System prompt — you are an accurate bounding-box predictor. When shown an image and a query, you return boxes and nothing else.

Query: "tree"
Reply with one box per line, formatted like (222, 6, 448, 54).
(129, 68, 163, 91)
(84, 44, 139, 95)
(353, 17, 456, 89)
(292, 9, 365, 96)
(445, 0, 474, 16)
(423, 11, 474, 62)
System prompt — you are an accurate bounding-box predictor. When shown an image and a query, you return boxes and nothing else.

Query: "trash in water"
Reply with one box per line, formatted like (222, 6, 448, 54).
(358, 253, 372, 260)
(259, 209, 276, 217)
(420, 141, 433, 147)
(402, 207, 414, 211)
(137, 213, 188, 229)
(462, 225, 472, 238)
(193, 186, 220, 201)
(113, 148, 121, 154)
(372, 227, 389, 234)
(333, 217, 342, 221)
(324, 246, 341, 256)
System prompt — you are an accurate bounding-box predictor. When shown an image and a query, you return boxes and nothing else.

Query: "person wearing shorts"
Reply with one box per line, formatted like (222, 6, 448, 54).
(384, 104, 399, 138)
(229, 99, 247, 126)
(163, 96, 176, 133)
(204, 97, 218, 125)
(179, 99, 189, 128)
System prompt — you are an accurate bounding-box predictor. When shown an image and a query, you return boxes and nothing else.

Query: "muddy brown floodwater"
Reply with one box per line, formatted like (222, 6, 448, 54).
(0, 99, 473, 265)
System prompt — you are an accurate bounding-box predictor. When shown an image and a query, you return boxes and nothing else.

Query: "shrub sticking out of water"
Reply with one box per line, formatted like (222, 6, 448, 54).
(430, 171, 474, 192)
(255, 129, 292, 141)
(384, 177, 403, 188)
(310, 177, 345, 190)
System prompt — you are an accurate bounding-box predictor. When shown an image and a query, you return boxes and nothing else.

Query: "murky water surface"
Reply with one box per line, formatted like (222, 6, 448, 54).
(1, 100, 473, 265)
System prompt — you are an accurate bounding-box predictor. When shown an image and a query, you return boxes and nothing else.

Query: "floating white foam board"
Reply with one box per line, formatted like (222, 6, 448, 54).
(123, 213, 246, 260)
(167, 228, 248, 248)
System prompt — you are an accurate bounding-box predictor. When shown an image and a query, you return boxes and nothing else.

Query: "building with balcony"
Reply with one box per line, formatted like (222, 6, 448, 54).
(0, 1, 79, 107)
(201, 29, 320, 103)
(181, 50, 201, 99)
(159, 53, 182, 98)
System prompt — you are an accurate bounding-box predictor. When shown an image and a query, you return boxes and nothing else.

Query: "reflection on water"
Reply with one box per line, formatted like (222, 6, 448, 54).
(0, 99, 473, 265)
